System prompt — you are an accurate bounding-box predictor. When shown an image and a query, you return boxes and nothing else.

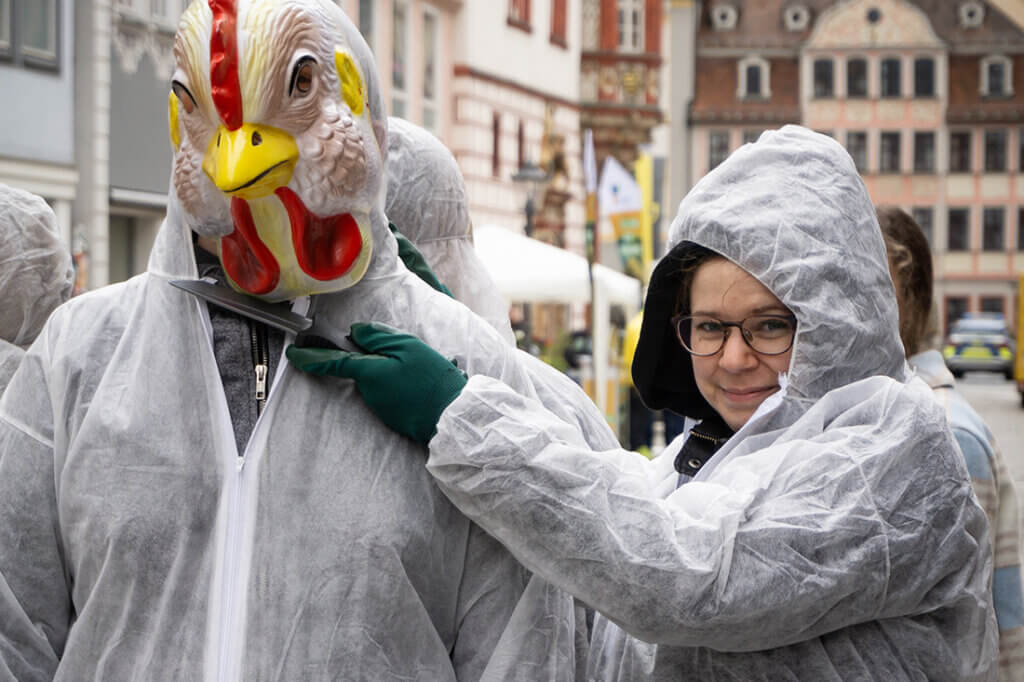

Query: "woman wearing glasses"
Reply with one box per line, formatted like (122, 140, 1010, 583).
(288, 126, 997, 679)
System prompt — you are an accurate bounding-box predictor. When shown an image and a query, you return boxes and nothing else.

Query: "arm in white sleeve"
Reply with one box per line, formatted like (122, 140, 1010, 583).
(427, 374, 982, 652)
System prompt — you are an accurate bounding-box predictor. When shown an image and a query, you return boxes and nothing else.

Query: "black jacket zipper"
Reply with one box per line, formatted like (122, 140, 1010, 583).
(249, 320, 269, 418)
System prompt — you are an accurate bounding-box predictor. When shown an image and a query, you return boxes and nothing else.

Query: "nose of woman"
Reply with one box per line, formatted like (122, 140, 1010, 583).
(718, 328, 760, 372)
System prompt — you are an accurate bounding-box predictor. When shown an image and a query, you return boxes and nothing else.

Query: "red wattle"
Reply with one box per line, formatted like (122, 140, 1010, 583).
(209, 0, 243, 131)
(222, 198, 281, 295)
(275, 187, 363, 281)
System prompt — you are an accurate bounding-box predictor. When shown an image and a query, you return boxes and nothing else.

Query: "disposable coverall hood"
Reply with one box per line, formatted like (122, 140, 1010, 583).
(424, 125, 998, 680)
(0, 3, 590, 679)
(634, 125, 906, 421)
(0, 184, 73, 393)
(385, 117, 516, 344)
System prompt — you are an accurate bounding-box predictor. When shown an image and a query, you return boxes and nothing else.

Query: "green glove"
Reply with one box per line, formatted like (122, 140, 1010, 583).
(286, 322, 467, 444)
(388, 223, 454, 298)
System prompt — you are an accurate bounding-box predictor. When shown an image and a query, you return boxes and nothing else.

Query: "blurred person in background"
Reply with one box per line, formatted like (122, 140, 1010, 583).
(384, 114, 620, 487)
(290, 126, 998, 679)
(0, 184, 73, 395)
(878, 205, 1024, 677)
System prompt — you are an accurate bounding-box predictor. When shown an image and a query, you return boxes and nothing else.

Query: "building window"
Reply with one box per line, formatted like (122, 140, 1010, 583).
(980, 297, 1005, 315)
(22, 0, 57, 62)
(948, 208, 970, 251)
(2, 0, 59, 68)
(508, 0, 531, 29)
(738, 56, 770, 99)
(422, 9, 438, 132)
(358, 0, 374, 50)
(709, 131, 730, 171)
(550, 0, 567, 46)
(982, 207, 1005, 251)
(949, 131, 971, 173)
(913, 57, 934, 96)
(617, 0, 644, 52)
(846, 131, 867, 172)
(742, 129, 762, 145)
(879, 132, 900, 172)
(391, 1, 407, 118)
(517, 120, 526, 168)
(1020, 128, 1024, 171)
(945, 297, 969, 334)
(847, 57, 867, 97)
(813, 58, 834, 97)
(912, 207, 934, 244)
(913, 132, 935, 172)
(746, 63, 762, 96)
(880, 57, 901, 97)
(981, 55, 1013, 97)
(492, 112, 501, 177)
(0, 0, 10, 54)
(984, 129, 1007, 172)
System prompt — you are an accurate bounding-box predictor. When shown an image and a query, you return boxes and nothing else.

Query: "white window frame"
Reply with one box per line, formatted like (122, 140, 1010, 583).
(391, 0, 409, 119)
(617, 0, 644, 53)
(708, 130, 730, 171)
(737, 55, 770, 99)
(20, 0, 58, 62)
(422, 6, 439, 133)
(980, 54, 1013, 97)
(0, 0, 10, 53)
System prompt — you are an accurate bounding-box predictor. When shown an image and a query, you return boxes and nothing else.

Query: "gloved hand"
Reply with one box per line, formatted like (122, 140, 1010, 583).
(286, 322, 466, 444)
(388, 223, 454, 298)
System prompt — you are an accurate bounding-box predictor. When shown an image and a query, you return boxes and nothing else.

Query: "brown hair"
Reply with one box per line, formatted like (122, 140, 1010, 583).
(875, 206, 934, 357)
(673, 245, 724, 317)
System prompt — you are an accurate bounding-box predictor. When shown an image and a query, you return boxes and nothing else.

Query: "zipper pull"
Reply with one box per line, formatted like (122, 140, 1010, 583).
(255, 363, 268, 403)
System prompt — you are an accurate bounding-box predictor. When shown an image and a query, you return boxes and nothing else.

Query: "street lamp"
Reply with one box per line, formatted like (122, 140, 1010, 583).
(511, 161, 549, 351)
(511, 161, 549, 238)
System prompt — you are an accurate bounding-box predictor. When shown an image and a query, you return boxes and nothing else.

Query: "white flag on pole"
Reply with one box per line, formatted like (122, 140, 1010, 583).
(598, 156, 642, 217)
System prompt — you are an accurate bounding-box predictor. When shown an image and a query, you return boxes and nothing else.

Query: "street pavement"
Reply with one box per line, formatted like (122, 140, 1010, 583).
(955, 373, 1023, 492)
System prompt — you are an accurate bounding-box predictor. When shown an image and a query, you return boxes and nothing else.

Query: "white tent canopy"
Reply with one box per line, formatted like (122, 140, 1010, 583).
(473, 224, 642, 417)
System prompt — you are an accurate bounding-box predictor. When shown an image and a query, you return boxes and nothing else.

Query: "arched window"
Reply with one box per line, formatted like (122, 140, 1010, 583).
(981, 55, 1013, 97)
(737, 56, 770, 99)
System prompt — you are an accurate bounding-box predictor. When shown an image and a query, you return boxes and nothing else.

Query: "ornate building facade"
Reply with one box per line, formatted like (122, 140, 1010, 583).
(683, 0, 1024, 332)
(580, 0, 664, 168)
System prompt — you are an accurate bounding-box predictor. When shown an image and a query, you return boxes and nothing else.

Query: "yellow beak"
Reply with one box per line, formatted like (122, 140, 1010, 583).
(202, 123, 299, 199)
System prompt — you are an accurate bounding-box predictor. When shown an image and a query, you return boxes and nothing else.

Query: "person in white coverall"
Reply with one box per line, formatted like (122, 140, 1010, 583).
(289, 125, 999, 680)
(0, 184, 73, 395)
(0, 2, 598, 680)
(383, 116, 619, 451)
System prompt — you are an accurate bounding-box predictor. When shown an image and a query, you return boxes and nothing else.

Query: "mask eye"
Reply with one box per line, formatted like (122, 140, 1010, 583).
(171, 80, 196, 114)
(290, 57, 316, 97)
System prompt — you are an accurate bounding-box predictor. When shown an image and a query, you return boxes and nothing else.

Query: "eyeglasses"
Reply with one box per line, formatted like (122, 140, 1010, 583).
(671, 313, 797, 357)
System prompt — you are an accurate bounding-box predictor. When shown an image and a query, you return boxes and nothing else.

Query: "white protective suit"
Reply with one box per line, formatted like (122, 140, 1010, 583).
(0, 185, 73, 394)
(0, 8, 588, 681)
(425, 126, 999, 679)
(383, 118, 617, 449)
(385, 117, 516, 345)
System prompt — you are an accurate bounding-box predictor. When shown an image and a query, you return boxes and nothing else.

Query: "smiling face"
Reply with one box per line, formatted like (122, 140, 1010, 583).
(688, 257, 794, 431)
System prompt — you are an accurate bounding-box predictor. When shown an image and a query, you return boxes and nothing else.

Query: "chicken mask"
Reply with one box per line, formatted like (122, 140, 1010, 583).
(169, 0, 385, 301)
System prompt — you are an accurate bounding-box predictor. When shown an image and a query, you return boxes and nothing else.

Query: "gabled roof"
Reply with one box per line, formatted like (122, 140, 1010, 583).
(911, 0, 1024, 50)
(698, 1, 841, 50)
(697, 1, 1024, 51)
